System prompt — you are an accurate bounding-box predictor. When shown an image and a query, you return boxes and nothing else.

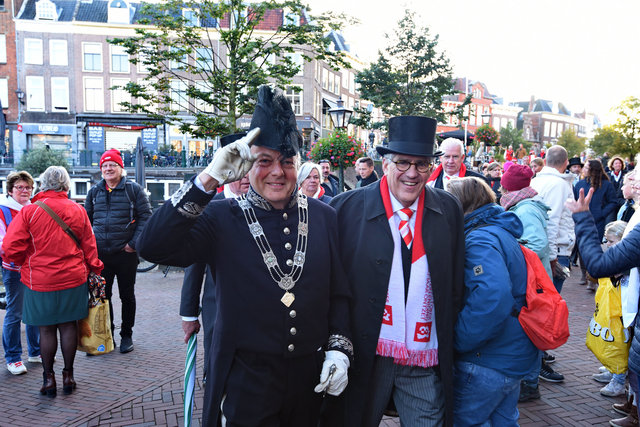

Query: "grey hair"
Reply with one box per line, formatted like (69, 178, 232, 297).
(605, 220, 627, 241)
(545, 145, 568, 168)
(297, 162, 322, 187)
(39, 166, 71, 193)
(439, 138, 465, 156)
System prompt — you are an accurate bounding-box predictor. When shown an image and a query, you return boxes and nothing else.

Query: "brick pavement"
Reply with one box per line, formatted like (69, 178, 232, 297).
(0, 267, 627, 426)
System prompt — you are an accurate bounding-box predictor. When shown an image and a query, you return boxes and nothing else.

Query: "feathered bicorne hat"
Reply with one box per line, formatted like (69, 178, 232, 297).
(220, 132, 246, 147)
(249, 85, 301, 158)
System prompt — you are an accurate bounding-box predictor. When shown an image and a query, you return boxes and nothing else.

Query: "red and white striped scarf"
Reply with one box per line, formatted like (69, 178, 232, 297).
(376, 176, 438, 368)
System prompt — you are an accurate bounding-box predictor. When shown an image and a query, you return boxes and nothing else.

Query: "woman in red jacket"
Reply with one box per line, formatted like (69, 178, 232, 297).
(2, 166, 103, 397)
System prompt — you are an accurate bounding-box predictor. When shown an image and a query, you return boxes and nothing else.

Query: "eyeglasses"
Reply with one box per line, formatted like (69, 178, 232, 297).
(14, 185, 33, 192)
(391, 160, 432, 173)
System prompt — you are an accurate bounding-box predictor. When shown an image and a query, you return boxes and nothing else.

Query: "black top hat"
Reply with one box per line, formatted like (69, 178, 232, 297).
(249, 85, 301, 158)
(220, 132, 247, 147)
(568, 157, 584, 168)
(376, 116, 442, 157)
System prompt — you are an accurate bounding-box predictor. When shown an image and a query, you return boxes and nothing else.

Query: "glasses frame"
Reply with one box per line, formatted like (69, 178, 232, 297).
(13, 185, 34, 192)
(391, 159, 433, 173)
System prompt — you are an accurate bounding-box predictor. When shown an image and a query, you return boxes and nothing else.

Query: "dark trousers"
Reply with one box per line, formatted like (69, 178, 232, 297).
(221, 350, 324, 427)
(100, 251, 138, 338)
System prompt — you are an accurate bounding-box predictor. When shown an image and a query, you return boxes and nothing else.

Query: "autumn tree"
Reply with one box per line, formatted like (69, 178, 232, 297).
(110, 0, 348, 139)
(556, 128, 586, 157)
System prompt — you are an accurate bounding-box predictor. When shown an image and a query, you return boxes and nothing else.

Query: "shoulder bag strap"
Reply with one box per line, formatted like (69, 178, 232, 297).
(34, 200, 81, 248)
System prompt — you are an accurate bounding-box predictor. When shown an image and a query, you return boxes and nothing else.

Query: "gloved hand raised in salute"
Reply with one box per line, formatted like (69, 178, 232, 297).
(200, 128, 260, 190)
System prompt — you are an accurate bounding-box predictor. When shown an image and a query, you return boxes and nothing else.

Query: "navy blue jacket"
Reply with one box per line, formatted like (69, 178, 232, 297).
(457, 204, 539, 377)
(574, 211, 640, 375)
(573, 179, 617, 240)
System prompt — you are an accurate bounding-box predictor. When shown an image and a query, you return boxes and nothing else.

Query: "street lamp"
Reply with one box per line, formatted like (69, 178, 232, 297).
(15, 90, 25, 105)
(328, 98, 353, 130)
(327, 98, 353, 194)
(481, 112, 491, 125)
(368, 131, 375, 152)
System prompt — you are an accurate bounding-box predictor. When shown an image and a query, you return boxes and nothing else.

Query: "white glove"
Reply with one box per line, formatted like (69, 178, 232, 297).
(314, 350, 350, 396)
(203, 128, 260, 185)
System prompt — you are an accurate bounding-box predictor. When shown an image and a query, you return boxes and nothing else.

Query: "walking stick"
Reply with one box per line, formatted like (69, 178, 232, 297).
(184, 334, 197, 427)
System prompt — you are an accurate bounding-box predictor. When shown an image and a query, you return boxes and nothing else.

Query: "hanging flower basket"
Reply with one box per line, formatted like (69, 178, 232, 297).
(475, 124, 500, 146)
(308, 131, 365, 168)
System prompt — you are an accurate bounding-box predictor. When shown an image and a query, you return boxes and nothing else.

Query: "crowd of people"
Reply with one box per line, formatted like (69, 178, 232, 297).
(2, 84, 640, 426)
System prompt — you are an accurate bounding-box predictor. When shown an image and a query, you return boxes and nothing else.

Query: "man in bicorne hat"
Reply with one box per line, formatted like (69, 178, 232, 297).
(329, 116, 465, 426)
(138, 85, 352, 426)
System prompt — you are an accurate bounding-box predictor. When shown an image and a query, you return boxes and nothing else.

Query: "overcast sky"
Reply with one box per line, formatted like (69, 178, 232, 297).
(306, 0, 640, 125)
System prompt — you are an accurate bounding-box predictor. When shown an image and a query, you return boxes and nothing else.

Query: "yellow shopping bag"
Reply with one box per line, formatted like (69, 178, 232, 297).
(586, 277, 630, 374)
(77, 298, 114, 355)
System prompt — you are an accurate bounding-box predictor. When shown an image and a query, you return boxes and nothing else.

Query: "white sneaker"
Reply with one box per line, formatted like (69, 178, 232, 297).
(601, 379, 626, 397)
(27, 355, 42, 363)
(593, 371, 613, 383)
(7, 361, 27, 375)
(599, 366, 608, 373)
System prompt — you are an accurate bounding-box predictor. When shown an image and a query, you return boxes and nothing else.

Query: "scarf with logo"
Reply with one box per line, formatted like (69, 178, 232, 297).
(376, 176, 438, 367)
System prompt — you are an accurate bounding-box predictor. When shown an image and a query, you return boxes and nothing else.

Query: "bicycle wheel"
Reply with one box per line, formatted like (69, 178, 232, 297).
(137, 258, 158, 273)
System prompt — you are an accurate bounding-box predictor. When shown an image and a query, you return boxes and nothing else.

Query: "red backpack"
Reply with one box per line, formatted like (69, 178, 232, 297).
(518, 245, 570, 350)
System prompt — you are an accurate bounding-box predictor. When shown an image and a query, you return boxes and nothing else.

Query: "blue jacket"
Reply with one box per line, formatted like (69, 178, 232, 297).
(574, 211, 640, 375)
(509, 197, 552, 279)
(456, 204, 539, 378)
(574, 179, 618, 240)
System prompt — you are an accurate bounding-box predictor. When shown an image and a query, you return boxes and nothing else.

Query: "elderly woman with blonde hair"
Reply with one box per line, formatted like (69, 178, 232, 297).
(297, 162, 332, 203)
(2, 166, 103, 397)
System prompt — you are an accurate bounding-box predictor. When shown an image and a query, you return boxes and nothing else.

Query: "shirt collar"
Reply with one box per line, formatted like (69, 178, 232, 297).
(389, 189, 419, 214)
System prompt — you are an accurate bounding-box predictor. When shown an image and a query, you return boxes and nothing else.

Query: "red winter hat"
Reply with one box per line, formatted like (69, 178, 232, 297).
(501, 164, 533, 192)
(100, 149, 124, 168)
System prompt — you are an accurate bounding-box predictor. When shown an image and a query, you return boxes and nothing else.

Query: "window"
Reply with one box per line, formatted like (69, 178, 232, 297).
(49, 39, 68, 66)
(75, 182, 88, 196)
(170, 47, 187, 70)
(194, 81, 214, 112)
(83, 43, 102, 72)
(473, 88, 482, 99)
(0, 78, 8, 108)
(322, 68, 328, 89)
(284, 52, 303, 76)
(137, 46, 151, 74)
(283, 9, 300, 26)
(84, 77, 104, 111)
(111, 78, 130, 112)
(36, 0, 57, 20)
(137, 78, 157, 113)
(170, 80, 187, 111)
(342, 71, 348, 89)
(26, 76, 45, 111)
(0, 35, 6, 63)
(194, 47, 213, 72)
(110, 45, 129, 73)
(182, 8, 199, 26)
(544, 121, 550, 137)
(25, 38, 43, 65)
(51, 77, 69, 111)
(284, 86, 302, 115)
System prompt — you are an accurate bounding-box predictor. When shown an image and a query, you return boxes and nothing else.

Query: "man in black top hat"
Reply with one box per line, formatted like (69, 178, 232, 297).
(138, 85, 352, 427)
(568, 157, 584, 187)
(328, 116, 465, 426)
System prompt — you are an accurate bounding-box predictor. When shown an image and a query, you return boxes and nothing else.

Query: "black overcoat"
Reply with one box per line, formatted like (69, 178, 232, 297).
(328, 181, 465, 427)
(138, 181, 351, 426)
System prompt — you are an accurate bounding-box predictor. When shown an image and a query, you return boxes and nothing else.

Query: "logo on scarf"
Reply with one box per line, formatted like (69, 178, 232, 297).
(414, 322, 432, 342)
(382, 305, 393, 325)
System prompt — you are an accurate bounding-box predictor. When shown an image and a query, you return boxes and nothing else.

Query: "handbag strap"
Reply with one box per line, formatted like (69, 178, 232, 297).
(34, 201, 81, 248)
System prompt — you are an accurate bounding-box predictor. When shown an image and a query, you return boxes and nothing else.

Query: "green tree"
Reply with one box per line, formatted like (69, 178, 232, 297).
(355, 9, 466, 126)
(17, 148, 70, 177)
(110, 0, 348, 139)
(610, 96, 640, 159)
(589, 125, 626, 157)
(498, 122, 528, 150)
(556, 128, 586, 157)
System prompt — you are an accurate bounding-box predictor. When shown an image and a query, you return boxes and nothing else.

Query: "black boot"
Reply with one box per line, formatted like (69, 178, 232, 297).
(62, 368, 76, 395)
(40, 371, 56, 397)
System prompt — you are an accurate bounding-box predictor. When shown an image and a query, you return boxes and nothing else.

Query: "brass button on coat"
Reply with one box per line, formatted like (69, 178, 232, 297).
(285, 243, 292, 250)
(283, 227, 291, 235)
(289, 310, 297, 318)
(288, 344, 295, 352)
(290, 327, 297, 335)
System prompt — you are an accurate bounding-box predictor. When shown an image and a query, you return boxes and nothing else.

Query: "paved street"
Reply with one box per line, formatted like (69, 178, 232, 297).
(0, 266, 628, 426)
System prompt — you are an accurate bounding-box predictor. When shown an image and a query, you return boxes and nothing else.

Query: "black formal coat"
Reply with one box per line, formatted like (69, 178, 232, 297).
(431, 168, 488, 190)
(328, 181, 465, 427)
(138, 181, 351, 426)
(179, 192, 224, 377)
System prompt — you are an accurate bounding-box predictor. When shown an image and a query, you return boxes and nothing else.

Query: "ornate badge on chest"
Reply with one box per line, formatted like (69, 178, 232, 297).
(237, 192, 309, 307)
